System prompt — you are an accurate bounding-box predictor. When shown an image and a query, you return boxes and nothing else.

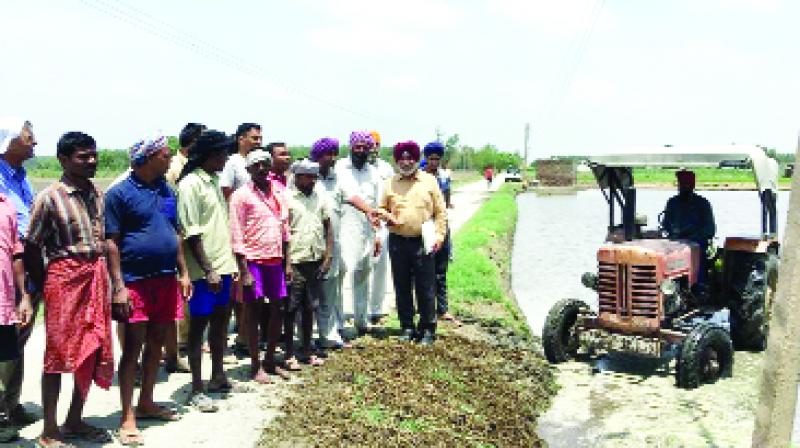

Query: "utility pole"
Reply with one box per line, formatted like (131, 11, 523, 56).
(435, 126, 443, 143)
(751, 130, 800, 447)
(524, 122, 531, 167)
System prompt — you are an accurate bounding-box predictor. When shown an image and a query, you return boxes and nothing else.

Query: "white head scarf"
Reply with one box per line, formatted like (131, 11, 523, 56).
(0, 116, 26, 153)
(290, 158, 319, 176)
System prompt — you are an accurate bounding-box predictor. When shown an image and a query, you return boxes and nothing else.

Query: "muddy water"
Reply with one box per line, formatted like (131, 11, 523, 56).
(512, 189, 793, 447)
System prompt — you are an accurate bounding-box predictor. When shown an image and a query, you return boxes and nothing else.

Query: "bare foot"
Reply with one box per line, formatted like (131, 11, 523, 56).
(251, 368, 272, 384)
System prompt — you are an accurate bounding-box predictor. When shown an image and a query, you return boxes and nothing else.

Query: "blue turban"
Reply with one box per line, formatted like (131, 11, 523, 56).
(423, 141, 445, 157)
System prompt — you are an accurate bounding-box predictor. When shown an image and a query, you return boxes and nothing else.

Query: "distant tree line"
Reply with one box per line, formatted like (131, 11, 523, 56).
(26, 133, 526, 174)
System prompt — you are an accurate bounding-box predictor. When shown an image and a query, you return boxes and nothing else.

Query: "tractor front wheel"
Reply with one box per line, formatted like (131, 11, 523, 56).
(543, 299, 587, 363)
(676, 323, 733, 389)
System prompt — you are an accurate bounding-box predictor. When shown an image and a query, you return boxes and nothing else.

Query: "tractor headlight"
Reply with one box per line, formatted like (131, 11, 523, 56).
(581, 272, 598, 290)
(660, 279, 677, 296)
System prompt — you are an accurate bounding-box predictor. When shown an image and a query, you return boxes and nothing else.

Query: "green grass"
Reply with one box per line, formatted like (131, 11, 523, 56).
(28, 168, 126, 179)
(576, 167, 792, 186)
(448, 184, 530, 337)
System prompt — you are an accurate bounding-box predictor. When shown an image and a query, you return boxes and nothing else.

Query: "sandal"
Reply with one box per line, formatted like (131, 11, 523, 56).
(284, 357, 302, 371)
(61, 423, 113, 443)
(187, 392, 218, 413)
(117, 428, 144, 446)
(135, 405, 181, 421)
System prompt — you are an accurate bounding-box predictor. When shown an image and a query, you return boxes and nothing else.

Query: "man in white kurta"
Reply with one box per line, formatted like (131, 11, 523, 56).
(335, 131, 380, 335)
(310, 138, 348, 348)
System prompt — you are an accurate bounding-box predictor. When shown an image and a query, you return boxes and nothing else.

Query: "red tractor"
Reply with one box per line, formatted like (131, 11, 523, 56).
(542, 146, 780, 388)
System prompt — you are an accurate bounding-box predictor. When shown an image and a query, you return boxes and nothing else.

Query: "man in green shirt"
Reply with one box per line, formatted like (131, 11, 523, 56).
(176, 130, 238, 412)
(286, 159, 333, 366)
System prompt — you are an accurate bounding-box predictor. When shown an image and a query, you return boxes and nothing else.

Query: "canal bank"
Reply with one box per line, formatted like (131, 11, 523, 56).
(259, 183, 558, 447)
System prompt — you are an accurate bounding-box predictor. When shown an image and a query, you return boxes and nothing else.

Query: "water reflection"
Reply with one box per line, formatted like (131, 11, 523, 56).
(512, 189, 790, 336)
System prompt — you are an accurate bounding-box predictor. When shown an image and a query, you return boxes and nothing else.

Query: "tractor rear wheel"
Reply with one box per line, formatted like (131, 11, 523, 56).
(676, 323, 733, 389)
(731, 254, 778, 351)
(543, 299, 587, 363)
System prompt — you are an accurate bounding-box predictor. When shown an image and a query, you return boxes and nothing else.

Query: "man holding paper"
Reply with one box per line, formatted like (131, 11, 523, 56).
(377, 141, 447, 346)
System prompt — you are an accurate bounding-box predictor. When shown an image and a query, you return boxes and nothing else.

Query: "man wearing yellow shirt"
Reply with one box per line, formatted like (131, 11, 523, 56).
(377, 141, 446, 345)
(164, 122, 205, 375)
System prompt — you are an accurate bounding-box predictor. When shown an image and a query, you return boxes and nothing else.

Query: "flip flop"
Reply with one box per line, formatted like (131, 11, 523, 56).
(117, 428, 144, 446)
(187, 392, 218, 413)
(61, 424, 113, 444)
(135, 406, 181, 421)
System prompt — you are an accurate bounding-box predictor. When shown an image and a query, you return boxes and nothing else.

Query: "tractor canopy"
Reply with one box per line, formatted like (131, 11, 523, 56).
(586, 145, 780, 241)
(587, 145, 779, 194)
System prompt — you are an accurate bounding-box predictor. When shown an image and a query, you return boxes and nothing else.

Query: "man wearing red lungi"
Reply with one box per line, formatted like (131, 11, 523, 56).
(25, 131, 114, 446)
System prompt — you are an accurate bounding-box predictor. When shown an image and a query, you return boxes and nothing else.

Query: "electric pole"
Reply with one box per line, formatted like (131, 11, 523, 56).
(524, 122, 531, 167)
(435, 126, 443, 143)
(751, 129, 800, 447)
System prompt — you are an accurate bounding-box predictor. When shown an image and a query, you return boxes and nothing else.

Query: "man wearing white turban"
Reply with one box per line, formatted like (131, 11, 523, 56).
(0, 117, 39, 427)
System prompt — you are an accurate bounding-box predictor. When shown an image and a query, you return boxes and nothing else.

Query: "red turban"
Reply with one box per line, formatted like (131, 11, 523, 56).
(676, 170, 695, 189)
(393, 141, 420, 161)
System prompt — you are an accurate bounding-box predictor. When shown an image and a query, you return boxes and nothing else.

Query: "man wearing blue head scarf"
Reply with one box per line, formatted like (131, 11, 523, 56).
(423, 141, 457, 323)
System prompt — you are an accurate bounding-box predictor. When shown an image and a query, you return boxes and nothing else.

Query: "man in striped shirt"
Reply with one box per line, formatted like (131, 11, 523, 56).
(25, 131, 114, 446)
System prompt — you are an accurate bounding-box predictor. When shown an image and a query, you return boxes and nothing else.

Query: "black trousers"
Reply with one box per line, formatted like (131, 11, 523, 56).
(388, 234, 436, 333)
(434, 229, 451, 315)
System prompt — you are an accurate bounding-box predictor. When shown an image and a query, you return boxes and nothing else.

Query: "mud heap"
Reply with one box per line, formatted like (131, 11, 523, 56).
(260, 334, 557, 447)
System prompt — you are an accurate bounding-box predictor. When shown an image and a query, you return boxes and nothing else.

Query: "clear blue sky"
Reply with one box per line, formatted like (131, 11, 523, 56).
(2, 0, 799, 158)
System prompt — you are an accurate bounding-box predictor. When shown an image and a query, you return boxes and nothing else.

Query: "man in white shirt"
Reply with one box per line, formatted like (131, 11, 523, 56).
(367, 131, 395, 326)
(335, 131, 380, 336)
(310, 138, 351, 349)
(219, 123, 262, 357)
(220, 123, 262, 200)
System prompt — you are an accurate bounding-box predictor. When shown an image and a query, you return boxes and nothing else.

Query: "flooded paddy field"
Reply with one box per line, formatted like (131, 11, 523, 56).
(512, 189, 793, 447)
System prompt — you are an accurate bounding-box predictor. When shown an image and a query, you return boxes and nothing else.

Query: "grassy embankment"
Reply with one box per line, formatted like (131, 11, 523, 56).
(260, 184, 557, 447)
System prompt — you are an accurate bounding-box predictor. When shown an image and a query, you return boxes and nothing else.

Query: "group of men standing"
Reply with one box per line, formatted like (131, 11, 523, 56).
(0, 118, 456, 446)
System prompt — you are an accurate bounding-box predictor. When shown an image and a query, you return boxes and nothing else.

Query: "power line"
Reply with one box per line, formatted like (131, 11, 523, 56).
(538, 0, 606, 125)
(76, 0, 378, 122)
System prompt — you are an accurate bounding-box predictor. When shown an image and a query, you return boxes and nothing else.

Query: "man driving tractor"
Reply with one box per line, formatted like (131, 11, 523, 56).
(661, 170, 716, 283)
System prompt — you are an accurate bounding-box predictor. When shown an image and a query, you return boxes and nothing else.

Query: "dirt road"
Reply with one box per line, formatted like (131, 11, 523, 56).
(15, 179, 497, 447)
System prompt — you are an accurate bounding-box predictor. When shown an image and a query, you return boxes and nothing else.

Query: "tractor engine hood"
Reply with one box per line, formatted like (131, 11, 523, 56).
(594, 239, 700, 334)
(598, 239, 700, 285)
